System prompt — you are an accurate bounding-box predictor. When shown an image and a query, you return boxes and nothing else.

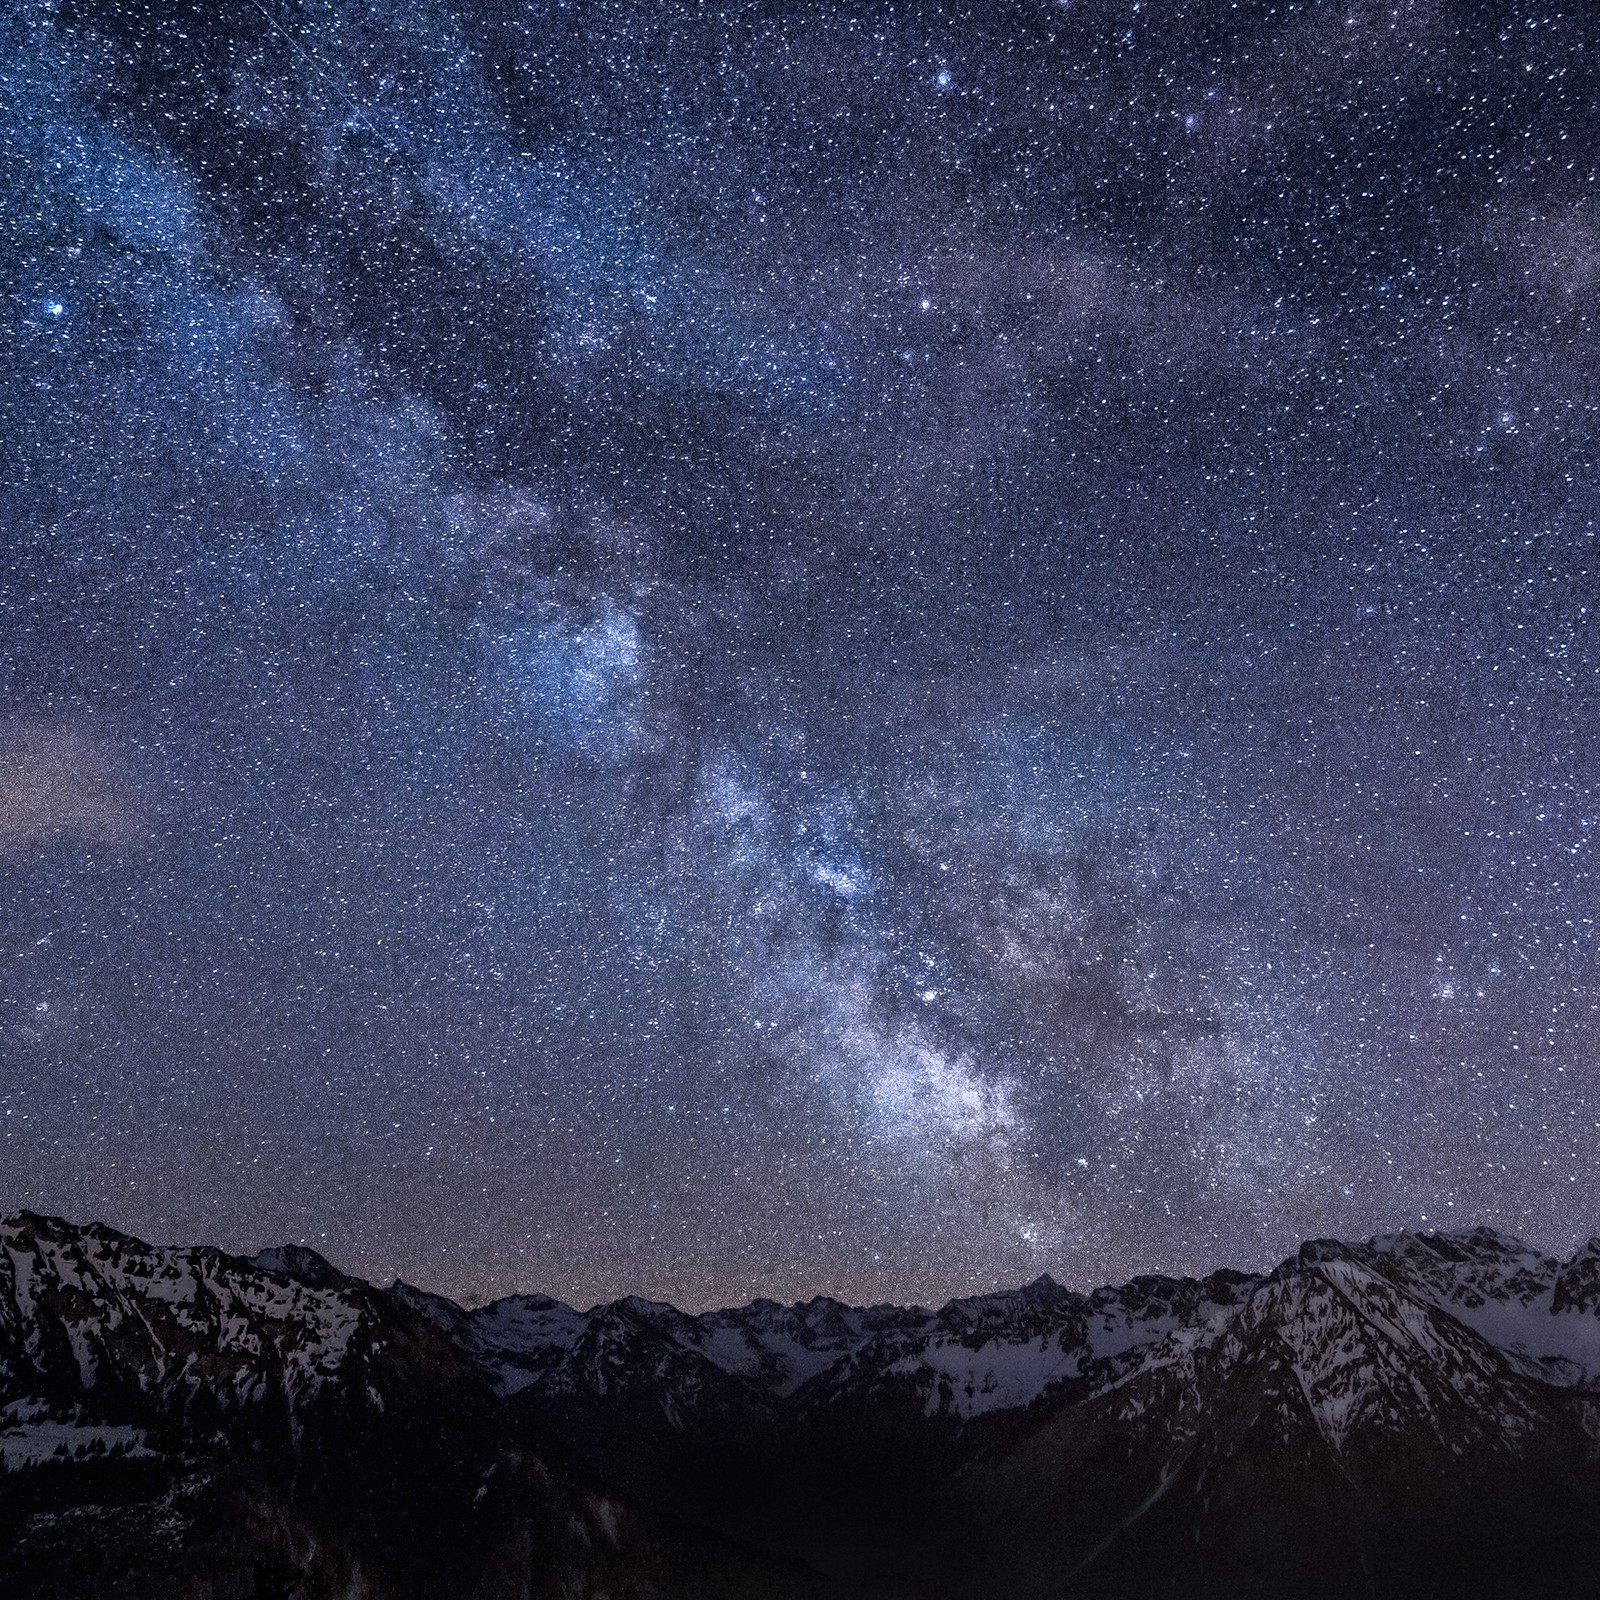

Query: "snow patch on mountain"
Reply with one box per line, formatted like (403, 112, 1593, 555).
(0, 1418, 154, 1468)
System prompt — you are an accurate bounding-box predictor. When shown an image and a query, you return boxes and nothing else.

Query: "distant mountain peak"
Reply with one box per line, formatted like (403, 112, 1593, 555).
(252, 1242, 352, 1290)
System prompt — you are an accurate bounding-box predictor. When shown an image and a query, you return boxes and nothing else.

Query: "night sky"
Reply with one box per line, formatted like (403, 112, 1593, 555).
(1, 0, 1596, 1310)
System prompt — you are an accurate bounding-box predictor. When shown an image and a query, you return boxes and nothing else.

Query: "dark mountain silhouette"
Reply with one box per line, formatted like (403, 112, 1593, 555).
(5, 1212, 1600, 1597)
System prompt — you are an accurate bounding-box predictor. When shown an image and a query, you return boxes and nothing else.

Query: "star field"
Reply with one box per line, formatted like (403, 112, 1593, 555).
(0, 0, 1596, 1308)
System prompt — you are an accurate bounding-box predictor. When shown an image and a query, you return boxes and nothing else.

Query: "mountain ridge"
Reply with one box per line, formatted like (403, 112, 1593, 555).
(5, 1209, 1600, 1598)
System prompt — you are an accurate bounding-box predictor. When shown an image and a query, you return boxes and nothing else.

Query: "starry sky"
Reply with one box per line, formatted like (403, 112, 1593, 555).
(1, 0, 1596, 1310)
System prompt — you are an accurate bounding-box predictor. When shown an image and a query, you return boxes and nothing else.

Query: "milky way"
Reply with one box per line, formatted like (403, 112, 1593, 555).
(1, 0, 1596, 1308)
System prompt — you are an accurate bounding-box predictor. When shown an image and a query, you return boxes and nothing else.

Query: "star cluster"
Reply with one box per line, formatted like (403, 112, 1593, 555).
(0, 0, 1596, 1308)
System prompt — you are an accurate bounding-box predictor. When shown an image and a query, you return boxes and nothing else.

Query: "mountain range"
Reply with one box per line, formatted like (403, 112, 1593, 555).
(4, 1210, 1600, 1597)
